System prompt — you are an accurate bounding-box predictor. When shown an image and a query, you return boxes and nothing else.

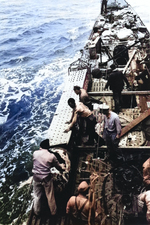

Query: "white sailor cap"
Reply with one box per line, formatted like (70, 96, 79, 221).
(99, 103, 109, 110)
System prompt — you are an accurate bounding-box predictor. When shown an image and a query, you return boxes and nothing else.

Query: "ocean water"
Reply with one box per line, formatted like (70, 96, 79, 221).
(0, 0, 101, 183)
(128, 0, 150, 31)
(0, 0, 150, 223)
(0, 0, 101, 223)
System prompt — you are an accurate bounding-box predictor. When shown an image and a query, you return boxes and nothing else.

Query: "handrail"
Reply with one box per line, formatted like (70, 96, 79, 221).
(88, 90, 150, 96)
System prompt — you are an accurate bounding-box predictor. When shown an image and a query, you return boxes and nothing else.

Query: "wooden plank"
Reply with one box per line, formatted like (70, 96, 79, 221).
(119, 114, 132, 123)
(139, 95, 148, 112)
(123, 49, 136, 74)
(120, 108, 150, 137)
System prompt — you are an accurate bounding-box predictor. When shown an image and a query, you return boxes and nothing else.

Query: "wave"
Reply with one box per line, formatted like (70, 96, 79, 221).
(0, 60, 67, 155)
(1, 37, 21, 45)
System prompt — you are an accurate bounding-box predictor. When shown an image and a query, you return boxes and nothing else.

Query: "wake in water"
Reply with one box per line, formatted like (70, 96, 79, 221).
(0, 0, 99, 188)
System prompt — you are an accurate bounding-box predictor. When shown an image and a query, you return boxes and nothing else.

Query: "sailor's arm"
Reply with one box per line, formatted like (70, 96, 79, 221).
(52, 155, 65, 172)
(65, 110, 74, 124)
(115, 117, 121, 138)
(66, 196, 74, 214)
(64, 112, 78, 132)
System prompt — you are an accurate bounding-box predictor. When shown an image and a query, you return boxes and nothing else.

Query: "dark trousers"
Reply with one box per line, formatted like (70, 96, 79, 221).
(105, 130, 122, 161)
(75, 115, 97, 145)
(101, 0, 107, 14)
(113, 91, 122, 113)
(86, 115, 97, 144)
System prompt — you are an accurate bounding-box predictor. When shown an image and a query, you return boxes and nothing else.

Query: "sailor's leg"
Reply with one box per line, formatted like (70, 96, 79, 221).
(44, 179, 57, 215)
(104, 0, 107, 13)
(113, 91, 121, 113)
(118, 91, 123, 110)
(86, 116, 97, 145)
(105, 132, 112, 158)
(111, 133, 123, 161)
(101, 0, 104, 14)
(33, 180, 43, 215)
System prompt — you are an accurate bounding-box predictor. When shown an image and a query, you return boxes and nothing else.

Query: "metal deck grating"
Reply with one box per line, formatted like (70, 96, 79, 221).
(91, 78, 108, 92)
(120, 108, 141, 120)
(119, 131, 146, 147)
(48, 69, 87, 146)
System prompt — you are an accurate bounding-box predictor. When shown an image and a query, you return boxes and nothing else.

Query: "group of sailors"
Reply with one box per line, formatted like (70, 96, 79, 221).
(32, 139, 99, 224)
(64, 65, 129, 154)
(31, 64, 150, 224)
(32, 139, 98, 223)
(32, 138, 150, 224)
(31, 69, 123, 223)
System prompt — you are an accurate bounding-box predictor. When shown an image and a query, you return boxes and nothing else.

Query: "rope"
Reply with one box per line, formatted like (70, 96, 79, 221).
(88, 173, 99, 225)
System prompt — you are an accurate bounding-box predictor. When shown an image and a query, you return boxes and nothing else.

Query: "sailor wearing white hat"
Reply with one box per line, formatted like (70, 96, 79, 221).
(99, 103, 109, 111)
(99, 103, 122, 162)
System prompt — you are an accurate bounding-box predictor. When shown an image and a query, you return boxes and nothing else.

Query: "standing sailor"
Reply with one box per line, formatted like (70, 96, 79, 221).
(101, 0, 107, 14)
(105, 64, 130, 113)
(32, 139, 65, 215)
(99, 103, 122, 162)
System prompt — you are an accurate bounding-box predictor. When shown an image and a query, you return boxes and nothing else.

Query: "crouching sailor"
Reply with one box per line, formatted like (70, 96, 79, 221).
(32, 139, 65, 216)
(64, 98, 100, 145)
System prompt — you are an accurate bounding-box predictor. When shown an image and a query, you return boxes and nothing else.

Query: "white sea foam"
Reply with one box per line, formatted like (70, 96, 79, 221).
(0, 115, 8, 125)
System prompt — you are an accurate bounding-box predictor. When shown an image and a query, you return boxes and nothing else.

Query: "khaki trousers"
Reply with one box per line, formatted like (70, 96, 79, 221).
(33, 178, 57, 215)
